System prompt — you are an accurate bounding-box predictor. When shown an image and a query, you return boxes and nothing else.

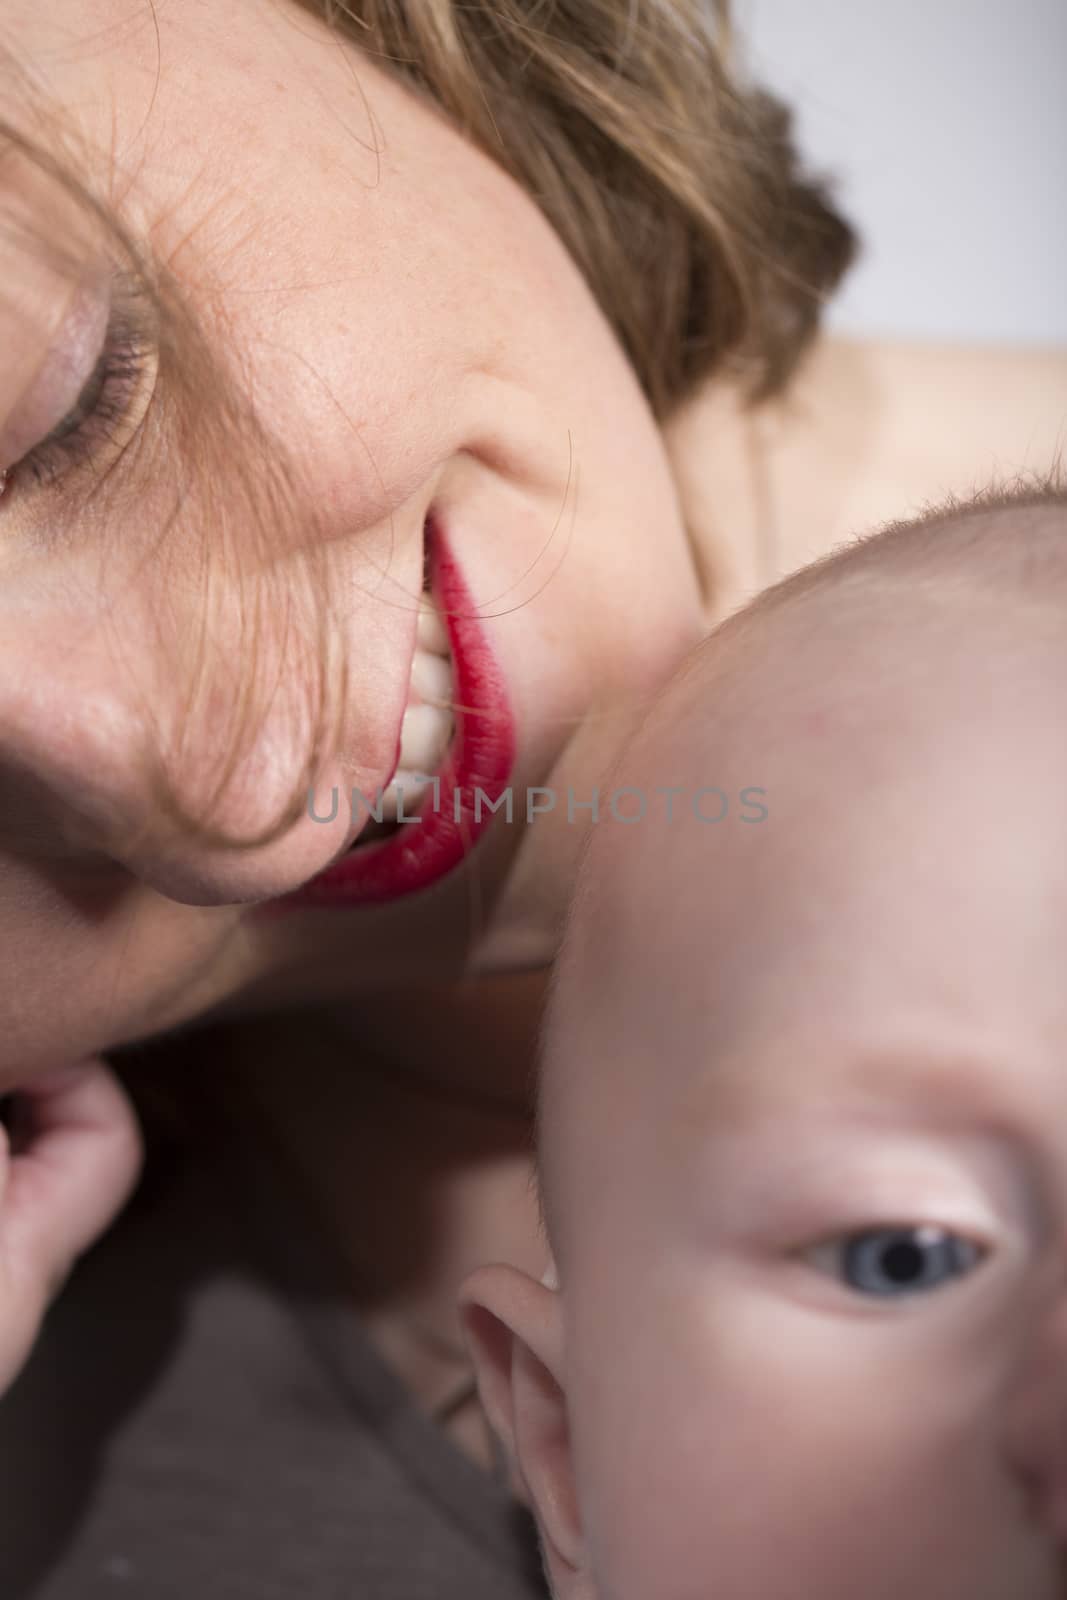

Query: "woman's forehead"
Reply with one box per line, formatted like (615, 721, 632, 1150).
(4, 2, 371, 228)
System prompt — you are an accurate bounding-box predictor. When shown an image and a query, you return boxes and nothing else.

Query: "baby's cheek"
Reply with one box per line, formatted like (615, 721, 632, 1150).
(565, 1292, 735, 1596)
(568, 1273, 1036, 1600)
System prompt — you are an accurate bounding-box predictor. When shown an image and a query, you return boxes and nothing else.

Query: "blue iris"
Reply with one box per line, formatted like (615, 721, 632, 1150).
(839, 1225, 982, 1296)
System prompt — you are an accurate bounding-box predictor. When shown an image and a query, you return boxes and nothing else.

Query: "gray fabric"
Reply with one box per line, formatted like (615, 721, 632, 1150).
(0, 1072, 549, 1600)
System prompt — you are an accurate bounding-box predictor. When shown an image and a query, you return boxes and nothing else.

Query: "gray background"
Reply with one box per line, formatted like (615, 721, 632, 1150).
(737, 0, 1067, 345)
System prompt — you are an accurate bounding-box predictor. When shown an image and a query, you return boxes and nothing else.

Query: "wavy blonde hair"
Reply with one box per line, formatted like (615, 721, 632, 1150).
(0, 1, 854, 854)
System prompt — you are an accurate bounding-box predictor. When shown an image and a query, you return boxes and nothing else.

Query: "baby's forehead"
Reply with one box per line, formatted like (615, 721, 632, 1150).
(552, 510, 1067, 1052)
(614, 505, 1067, 837)
(540, 497, 1067, 1254)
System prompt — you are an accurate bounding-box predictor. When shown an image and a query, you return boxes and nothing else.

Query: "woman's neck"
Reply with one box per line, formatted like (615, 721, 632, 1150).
(324, 967, 549, 1114)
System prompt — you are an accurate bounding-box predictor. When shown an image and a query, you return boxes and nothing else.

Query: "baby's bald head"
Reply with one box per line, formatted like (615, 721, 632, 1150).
(464, 482, 1067, 1600)
(539, 482, 1067, 1277)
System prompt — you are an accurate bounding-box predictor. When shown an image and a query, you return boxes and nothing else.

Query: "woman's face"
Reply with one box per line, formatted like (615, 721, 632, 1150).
(0, 0, 706, 1082)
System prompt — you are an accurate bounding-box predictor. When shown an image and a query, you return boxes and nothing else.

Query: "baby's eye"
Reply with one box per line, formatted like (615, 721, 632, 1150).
(806, 1224, 986, 1298)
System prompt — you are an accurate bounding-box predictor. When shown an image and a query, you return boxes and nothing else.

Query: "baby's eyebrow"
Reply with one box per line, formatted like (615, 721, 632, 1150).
(836, 1050, 1039, 1133)
(683, 1043, 1059, 1226)
(686, 1036, 1054, 1161)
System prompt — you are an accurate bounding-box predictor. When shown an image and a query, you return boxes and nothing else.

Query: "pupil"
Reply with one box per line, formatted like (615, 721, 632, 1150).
(881, 1239, 924, 1283)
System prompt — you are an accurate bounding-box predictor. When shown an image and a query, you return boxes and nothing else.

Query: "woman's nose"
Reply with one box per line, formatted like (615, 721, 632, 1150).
(0, 596, 397, 905)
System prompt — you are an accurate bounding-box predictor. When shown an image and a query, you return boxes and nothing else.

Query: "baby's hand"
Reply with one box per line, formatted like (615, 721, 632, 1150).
(0, 1058, 143, 1394)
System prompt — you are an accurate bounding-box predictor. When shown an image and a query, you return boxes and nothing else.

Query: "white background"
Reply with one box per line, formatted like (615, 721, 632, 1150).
(737, 0, 1067, 345)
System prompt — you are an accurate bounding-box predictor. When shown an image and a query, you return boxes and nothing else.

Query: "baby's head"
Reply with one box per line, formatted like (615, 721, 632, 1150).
(462, 483, 1067, 1599)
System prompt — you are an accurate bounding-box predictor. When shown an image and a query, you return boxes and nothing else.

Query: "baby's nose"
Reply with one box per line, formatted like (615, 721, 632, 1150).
(1002, 1275, 1067, 1551)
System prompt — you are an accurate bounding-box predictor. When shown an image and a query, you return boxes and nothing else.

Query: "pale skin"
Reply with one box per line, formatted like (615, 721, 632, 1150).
(462, 501, 1067, 1596)
(1, 0, 1066, 1477)
(0, 0, 702, 1418)
(0, 1062, 141, 1394)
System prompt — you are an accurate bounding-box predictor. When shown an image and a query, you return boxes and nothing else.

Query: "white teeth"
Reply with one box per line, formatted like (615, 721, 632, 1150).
(377, 768, 431, 822)
(410, 648, 453, 706)
(400, 701, 452, 772)
(416, 593, 451, 658)
(355, 593, 456, 845)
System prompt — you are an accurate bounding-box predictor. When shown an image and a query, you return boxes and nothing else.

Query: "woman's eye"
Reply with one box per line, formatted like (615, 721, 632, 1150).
(806, 1224, 987, 1298)
(0, 275, 154, 500)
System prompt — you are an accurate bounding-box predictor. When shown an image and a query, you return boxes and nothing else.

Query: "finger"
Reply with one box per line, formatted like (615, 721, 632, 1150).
(1, 1057, 143, 1299)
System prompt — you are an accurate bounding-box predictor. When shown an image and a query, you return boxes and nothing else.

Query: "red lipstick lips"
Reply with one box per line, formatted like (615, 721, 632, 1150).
(274, 515, 517, 909)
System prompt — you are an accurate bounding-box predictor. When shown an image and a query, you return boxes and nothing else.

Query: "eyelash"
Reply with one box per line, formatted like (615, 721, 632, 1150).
(8, 288, 153, 493)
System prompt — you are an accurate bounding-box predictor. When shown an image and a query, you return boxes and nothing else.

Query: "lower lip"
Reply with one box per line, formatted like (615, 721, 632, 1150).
(271, 516, 517, 909)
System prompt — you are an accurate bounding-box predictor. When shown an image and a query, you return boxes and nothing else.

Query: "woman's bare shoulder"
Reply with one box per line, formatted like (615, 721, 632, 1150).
(663, 336, 1067, 618)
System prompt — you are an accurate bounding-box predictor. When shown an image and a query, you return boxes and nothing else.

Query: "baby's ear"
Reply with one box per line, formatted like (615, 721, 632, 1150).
(458, 1262, 595, 1599)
